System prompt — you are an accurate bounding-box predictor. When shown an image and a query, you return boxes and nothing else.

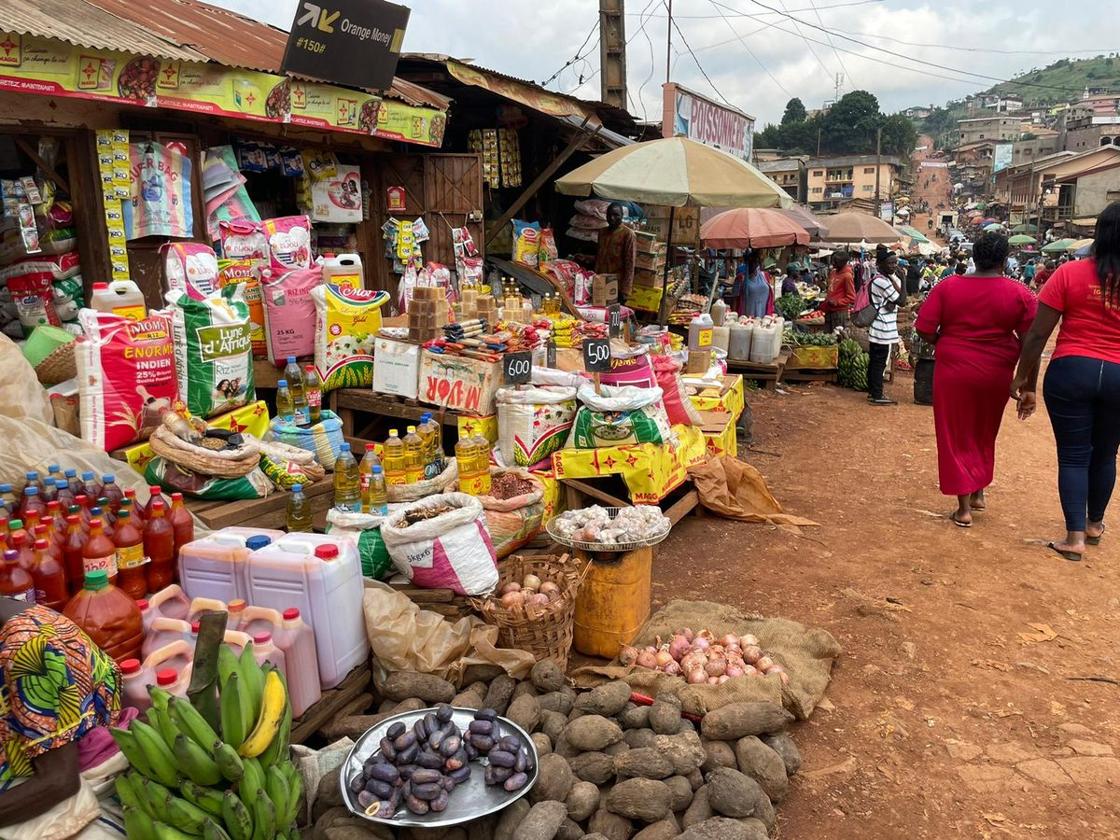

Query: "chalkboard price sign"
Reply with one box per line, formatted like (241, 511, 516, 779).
(583, 338, 612, 373)
(607, 304, 622, 338)
(502, 350, 533, 384)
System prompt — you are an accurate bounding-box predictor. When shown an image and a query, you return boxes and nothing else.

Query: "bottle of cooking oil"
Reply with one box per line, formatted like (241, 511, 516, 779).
(403, 426, 424, 484)
(472, 435, 492, 495)
(286, 483, 313, 532)
(382, 429, 407, 487)
(358, 444, 381, 513)
(333, 443, 361, 512)
(366, 466, 388, 516)
(455, 435, 479, 494)
(276, 379, 295, 425)
(286, 357, 310, 427)
(418, 413, 442, 478)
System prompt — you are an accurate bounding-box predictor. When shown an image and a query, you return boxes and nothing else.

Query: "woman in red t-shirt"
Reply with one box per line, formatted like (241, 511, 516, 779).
(1011, 202, 1120, 561)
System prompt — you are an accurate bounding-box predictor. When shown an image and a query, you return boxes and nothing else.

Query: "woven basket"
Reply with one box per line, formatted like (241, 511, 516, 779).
(35, 342, 77, 386)
(149, 426, 261, 478)
(471, 553, 588, 670)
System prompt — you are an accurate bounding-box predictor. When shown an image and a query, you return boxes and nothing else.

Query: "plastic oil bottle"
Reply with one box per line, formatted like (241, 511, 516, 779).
(333, 443, 361, 512)
(285, 356, 310, 427)
(403, 426, 424, 484)
(287, 484, 313, 532)
(418, 413, 442, 478)
(366, 466, 388, 516)
(455, 435, 481, 495)
(382, 429, 407, 487)
(358, 444, 381, 513)
(304, 365, 323, 425)
(276, 379, 295, 425)
(473, 435, 492, 495)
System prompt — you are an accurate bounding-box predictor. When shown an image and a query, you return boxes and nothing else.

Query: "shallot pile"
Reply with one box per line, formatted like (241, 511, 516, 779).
(496, 573, 563, 610)
(620, 628, 790, 686)
(551, 504, 670, 545)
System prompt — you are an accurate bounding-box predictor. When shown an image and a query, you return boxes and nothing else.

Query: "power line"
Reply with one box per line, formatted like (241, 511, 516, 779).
(772, 0, 837, 84)
(668, 9, 734, 106)
(625, 0, 885, 17)
(806, 0, 855, 87)
(704, 0, 793, 97)
(819, 27, 1119, 56)
(542, 21, 599, 87)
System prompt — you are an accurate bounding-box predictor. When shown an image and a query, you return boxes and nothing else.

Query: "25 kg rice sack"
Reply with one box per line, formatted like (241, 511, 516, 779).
(162, 242, 219, 300)
(262, 215, 312, 274)
(310, 283, 390, 391)
(496, 385, 578, 469)
(261, 266, 322, 364)
(76, 308, 178, 451)
(169, 287, 255, 419)
(568, 383, 674, 449)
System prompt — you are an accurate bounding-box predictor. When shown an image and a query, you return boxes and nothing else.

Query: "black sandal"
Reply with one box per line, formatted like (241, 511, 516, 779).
(1048, 542, 1083, 562)
(1087, 525, 1105, 546)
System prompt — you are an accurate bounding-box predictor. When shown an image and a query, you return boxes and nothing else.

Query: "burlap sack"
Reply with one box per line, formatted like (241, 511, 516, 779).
(573, 599, 841, 720)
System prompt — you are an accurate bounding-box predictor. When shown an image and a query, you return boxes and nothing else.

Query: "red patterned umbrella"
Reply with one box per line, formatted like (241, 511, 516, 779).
(700, 207, 811, 249)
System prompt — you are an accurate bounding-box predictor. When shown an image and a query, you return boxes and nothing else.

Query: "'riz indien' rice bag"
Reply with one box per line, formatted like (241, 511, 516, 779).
(311, 283, 390, 391)
(77, 308, 178, 451)
(169, 287, 255, 419)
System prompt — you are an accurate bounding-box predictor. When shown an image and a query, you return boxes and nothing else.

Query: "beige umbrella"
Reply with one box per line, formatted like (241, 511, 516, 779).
(821, 212, 900, 245)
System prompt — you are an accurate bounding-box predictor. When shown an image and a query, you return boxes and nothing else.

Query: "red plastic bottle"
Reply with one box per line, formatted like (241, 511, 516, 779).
(113, 510, 146, 601)
(100, 475, 124, 514)
(73, 496, 92, 533)
(32, 524, 62, 567)
(123, 490, 145, 530)
(96, 496, 116, 529)
(144, 486, 165, 521)
(54, 480, 75, 512)
(63, 570, 143, 663)
(18, 486, 44, 522)
(0, 548, 35, 603)
(144, 500, 176, 594)
(62, 515, 85, 596)
(8, 530, 34, 574)
(169, 493, 193, 569)
(0, 516, 8, 552)
(22, 508, 41, 535)
(31, 538, 68, 611)
(82, 518, 118, 586)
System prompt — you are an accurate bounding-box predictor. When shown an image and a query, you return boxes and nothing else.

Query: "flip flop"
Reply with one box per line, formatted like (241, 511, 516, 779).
(1048, 542, 1082, 562)
(950, 512, 972, 528)
(1087, 525, 1105, 546)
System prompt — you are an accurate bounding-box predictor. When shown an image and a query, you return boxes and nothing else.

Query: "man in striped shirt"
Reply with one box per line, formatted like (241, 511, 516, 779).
(867, 246, 904, 405)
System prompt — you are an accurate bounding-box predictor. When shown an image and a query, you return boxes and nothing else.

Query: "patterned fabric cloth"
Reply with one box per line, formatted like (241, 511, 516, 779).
(0, 605, 121, 791)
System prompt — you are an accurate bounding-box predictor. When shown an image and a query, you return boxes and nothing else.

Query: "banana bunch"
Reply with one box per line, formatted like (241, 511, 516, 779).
(110, 642, 301, 840)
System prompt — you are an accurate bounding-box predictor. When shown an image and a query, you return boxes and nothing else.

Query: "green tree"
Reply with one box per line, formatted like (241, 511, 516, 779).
(781, 97, 807, 125)
(821, 90, 880, 154)
(879, 114, 918, 158)
(756, 123, 782, 149)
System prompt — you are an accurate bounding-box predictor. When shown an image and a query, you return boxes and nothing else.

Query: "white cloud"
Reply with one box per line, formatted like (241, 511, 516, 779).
(206, 0, 1120, 124)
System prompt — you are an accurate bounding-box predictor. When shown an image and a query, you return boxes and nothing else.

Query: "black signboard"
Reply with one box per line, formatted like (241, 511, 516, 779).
(607, 304, 622, 338)
(502, 350, 533, 385)
(281, 0, 410, 93)
(583, 338, 612, 373)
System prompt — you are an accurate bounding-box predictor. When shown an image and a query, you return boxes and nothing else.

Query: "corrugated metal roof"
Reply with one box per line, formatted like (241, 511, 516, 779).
(6, 0, 208, 62)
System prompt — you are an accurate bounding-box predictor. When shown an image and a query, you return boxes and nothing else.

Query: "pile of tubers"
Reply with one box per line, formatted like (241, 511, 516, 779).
(620, 628, 790, 686)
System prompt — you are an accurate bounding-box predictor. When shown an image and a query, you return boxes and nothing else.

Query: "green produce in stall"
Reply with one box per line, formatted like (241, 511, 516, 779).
(775, 294, 807, 323)
(838, 338, 870, 391)
(110, 619, 302, 840)
(786, 328, 839, 348)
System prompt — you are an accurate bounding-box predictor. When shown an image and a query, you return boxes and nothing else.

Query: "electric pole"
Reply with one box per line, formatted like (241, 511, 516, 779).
(665, 0, 673, 84)
(834, 72, 844, 102)
(875, 126, 883, 219)
(599, 0, 627, 109)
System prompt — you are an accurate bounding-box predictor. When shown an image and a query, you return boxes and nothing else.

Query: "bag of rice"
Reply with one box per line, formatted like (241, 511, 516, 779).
(76, 308, 178, 451)
(310, 283, 390, 391)
(496, 385, 578, 469)
(217, 258, 266, 357)
(261, 266, 322, 364)
(568, 383, 674, 449)
(538, 226, 558, 263)
(169, 287, 255, 419)
(262, 215, 312, 274)
(162, 242, 219, 300)
(512, 219, 541, 267)
(218, 219, 268, 261)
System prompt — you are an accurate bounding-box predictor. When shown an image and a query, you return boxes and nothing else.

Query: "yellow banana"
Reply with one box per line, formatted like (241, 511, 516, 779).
(257, 692, 291, 769)
(174, 734, 223, 786)
(169, 696, 220, 755)
(238, 643, 264, 722)
(238, 670, 285, 758)
(220, 672, 248, 747)
(131, 720, 180, 788)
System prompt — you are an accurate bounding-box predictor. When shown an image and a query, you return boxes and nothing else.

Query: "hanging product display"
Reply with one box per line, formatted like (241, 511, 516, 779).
(125, 141, 194, 240)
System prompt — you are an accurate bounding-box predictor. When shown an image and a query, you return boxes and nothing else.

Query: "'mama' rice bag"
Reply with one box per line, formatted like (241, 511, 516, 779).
(169, 287, 255, 419)
(311, 283, 390, 391)
(217, 258, 266, 357)
(77, 308, 178, 451)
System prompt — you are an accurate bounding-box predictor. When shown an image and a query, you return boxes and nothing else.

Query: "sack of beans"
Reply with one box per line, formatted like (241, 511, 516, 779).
(477, 469, 545, 559)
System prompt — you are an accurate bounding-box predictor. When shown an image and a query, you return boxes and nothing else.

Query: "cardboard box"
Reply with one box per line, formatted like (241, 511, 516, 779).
(592, 274, 619, 307)
(635, 251, 666, 272)
(627, 285, 664, 313)
(685, 349, 712, 374)
(419, 350, 502, 415)
(634, 267, 665, 289)
(373, 336, 421, 398)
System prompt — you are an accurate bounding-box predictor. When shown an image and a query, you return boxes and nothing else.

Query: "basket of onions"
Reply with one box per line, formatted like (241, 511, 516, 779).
(472, 554, 589, 670)
(619, 628, 790, 686)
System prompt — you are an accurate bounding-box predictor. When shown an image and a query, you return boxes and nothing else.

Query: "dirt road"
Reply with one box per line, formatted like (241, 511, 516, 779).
(910, 134, 954, 245)
(656, 376, 1120, 839)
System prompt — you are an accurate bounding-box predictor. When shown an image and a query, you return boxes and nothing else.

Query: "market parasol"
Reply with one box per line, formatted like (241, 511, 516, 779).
(1074, 241, 1094, 257)
(699, 208, 810, 249)
(777, 205, 829, 240)
(820, 212, 900, 245)
(895, 225, 930, 244)
(983, 222, 1005, 231)
(1042, 238, 1076, 253)
(1008, 234, 1037, 246)
(980, 217, 998, 225)
(1011, 223, 1038, 234)
(1067, 238, 1094, 253)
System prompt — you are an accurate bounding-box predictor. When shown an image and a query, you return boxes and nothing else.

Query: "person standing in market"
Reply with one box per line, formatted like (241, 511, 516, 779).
(821, 250, 855, 329)
(1010, 202, 1120, 562)
(867, 245, 904, 406)
(1033, 259, 1054, 289)
(736, 250, 774, 317)
(915, 232, 1038, 528)
(595, 202, 637, 304)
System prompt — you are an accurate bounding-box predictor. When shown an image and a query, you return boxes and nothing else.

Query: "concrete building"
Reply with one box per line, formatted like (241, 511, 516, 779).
(758, 156, 807, 202)
(993, 147, 1120, 228)
(805, 154, 904, 211)
(1011, 131, 1060, 166)
(1050, 151, 1120, 224)
(1059, 95, 1120, 151)
(979, 94, 1024, 113)
(957, 115, 1022, 145)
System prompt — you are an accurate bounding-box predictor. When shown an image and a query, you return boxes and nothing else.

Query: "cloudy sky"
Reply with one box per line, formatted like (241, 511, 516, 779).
(208, 0, 1120, 125)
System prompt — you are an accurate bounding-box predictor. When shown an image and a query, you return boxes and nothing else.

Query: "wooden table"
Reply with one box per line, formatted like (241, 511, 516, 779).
(331, 389, 462, 441)
(185, 477, 334, 531)
(725, 350, 791, 390)
(291, 662, 373, 745)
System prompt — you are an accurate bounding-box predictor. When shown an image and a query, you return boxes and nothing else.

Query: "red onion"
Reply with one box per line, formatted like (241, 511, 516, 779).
(744, 664, 759, 676)
(677, 627, 695, 642)
(717, 675, 730, 684)
(725, 663, 744, 678)
(707, 676, 720, 685)
(740, 633, 759, 646)
(691, 636, 711, 652)
(705, 657, 727, 677)
(637, 649, 658, 669)
(668, 634, 691, 662)
(741, 645, 763, 664)
(720, 633, 739, 648)
(725, 645, 742, 658)
(681, 651, 707, 673)
(709, 644, 725, 657)
(619, 645, 639, 666)
(663, 660, 681, 676)
(654, 648, 675, 668)
(755, 655, 775, 672)
(686, 667, 707, 684)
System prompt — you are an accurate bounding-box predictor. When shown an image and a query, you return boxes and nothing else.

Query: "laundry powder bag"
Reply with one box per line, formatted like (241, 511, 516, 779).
(310, 283, 390, 391)
(76, 308, 178, 451)
(169, 287, 255, 419)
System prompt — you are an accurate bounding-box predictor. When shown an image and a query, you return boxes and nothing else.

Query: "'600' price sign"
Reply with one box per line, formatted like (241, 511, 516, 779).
(583, 338, 612, 373)
(502, 350, 533, 384)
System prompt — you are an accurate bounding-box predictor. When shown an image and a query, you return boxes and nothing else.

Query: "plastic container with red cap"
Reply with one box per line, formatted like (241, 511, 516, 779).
(141, 617, 193, 660)
(154, 666, 189, 699)
(245, 534, 365, 689)
(275, 606, 321, 717)
(120, 656, 154, 713)
(249, 630, 288, 684)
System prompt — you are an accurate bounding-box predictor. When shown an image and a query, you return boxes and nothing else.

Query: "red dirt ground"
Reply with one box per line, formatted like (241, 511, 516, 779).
(655, 375, 1120, 839)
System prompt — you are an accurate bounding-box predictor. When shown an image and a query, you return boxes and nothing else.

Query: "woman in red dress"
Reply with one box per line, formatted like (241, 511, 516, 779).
(915, 232, 1038, 526)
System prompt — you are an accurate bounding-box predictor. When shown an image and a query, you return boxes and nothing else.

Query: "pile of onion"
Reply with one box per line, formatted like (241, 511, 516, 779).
(495, 574, 563, 611)
(618, 628, 789, 686)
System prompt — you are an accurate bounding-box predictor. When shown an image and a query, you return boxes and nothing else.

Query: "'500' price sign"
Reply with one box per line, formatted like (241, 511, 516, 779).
(583, 338, 612, 373)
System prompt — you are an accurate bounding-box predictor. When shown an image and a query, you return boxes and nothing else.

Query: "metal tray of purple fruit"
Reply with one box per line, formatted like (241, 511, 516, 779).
(339, 704, 539, 828)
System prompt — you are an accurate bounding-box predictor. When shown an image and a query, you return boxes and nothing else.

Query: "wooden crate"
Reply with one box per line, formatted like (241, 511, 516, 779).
(186, 477, 334, 531)
(385, 575, 476, 620)
(291, 663, 373, 745)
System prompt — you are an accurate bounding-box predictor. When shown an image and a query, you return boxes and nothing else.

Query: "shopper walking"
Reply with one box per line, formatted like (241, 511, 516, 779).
(867, 245, 904, 406)
(915, 232, 1038, 527)
(1011, 201, 1120, 561)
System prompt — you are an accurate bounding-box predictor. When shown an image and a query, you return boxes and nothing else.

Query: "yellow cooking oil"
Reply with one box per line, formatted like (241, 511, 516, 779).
(403, 426, 425, 484)
(382, 429, 407, 486)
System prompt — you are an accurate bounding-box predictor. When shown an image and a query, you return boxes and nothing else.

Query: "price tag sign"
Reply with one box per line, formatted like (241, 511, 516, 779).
(583, 337, 612, 373)
(502, 350, 533, 384)
(607, 304, 622, 338)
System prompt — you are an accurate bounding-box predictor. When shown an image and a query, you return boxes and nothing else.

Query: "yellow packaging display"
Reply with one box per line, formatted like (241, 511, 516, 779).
(627, 285, 664, 314)
(121, 400, 270, 472)
(689, 374, 745, 420)
(457, 414, 498, 446)
(530, 464, 563, 524)
(310, 284, 390, 391)
(702, 414, 738, 459)
(552, 424, 707, 504)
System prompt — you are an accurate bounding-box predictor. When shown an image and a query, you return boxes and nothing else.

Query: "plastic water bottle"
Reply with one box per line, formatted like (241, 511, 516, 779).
(286, 484, 313, 532)
(276, 379, 295, 424)
(367, 466, 388, 516)
(333, 443, 361, 512)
